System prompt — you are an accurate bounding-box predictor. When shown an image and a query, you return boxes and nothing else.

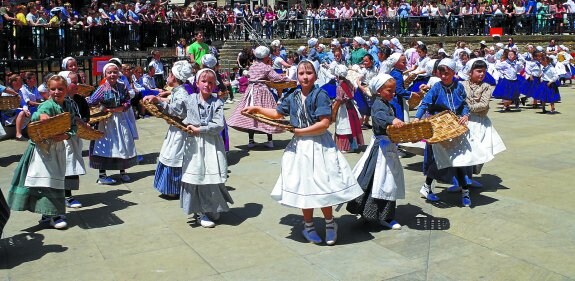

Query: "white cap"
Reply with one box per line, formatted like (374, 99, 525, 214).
(496, 43, 504, 48)
(201, 54, 218, 68)
(253, 46, 270, 59)
(382, 40, 390, 46)
(331, 39, 340, 47)
(270, 40, 281, 47)
(370, 37, 379, 46)
(296, 46, 306, 55)
(536, 46, 544, 52)
(354, 37, 366, 46)
(438, 58, 456, 71)
(308, 38, 318, 47)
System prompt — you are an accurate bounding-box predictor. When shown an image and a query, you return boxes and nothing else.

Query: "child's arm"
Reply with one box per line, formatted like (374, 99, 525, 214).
(413, 84, 436, 121)
(294, 116, 330, 137)
(242, 106, 284, 119)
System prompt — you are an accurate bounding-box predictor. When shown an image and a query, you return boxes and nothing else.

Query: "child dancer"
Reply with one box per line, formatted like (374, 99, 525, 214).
(145, 61, 193, 199)
(7, 75, 75, 229)
(492, 50, 523, 111)
(243, 60, 363, 245)
(146, 68, 232, 228)
(536, 55, 561, 114)
(346, 74, 405, 230)
(413, 58, 472, 207)
(332, 65, 364, 153)
(58, 71, 87, 209)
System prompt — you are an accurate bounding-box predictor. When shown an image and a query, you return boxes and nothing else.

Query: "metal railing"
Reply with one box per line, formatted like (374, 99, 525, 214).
(1, 14, 573, 60)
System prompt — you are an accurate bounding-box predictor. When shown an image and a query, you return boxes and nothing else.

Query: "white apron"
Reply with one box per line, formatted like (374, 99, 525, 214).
(335, 105, 352, 135)
(92, 112, 137, 159)
(63, 135, 86, 176)
(158, 125, 186, 168)
(181, 133, 227, 185)
(352, 136, 405, 201)
(271, 132, 363, 209)
(25, 142, 67, 189)
(124, 107, 139, 140)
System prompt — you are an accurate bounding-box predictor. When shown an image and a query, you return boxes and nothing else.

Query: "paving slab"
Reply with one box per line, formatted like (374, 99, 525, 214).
(1, 88, 575, 280)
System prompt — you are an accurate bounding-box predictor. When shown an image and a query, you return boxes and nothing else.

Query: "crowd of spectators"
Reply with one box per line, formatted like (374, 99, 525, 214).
(3, 0, 575, 59)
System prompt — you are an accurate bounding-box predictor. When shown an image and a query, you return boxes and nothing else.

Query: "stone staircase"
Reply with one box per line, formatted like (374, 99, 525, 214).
(217, 34, 575, 71)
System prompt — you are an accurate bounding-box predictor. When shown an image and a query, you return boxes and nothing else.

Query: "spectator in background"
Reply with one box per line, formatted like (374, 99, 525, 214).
(149, 50, 165, 89)
(188, 31, 209, 66)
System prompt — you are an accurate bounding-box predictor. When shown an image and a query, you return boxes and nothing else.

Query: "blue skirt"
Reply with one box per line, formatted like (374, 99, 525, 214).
(492, 78, 522, 100)
(533, 81, 561, 103)
(154, 162, 183, 195)
(141, 89, 160, 97)
(408, 76, 430, 92)
(354, 88, 371, 116)
(484, 72, 497, 86)
(321, 79, 337, 99)
(523, 77, 540, 98)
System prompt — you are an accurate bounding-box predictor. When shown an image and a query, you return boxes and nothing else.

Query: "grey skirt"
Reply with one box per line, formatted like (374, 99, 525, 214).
(180, 183, 234, 215)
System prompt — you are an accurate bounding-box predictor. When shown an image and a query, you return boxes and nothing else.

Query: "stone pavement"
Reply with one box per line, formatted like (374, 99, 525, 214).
(1, 89, 575, 281)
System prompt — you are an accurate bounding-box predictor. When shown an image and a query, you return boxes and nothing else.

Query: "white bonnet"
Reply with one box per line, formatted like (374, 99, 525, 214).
(308, 38, 318, 47)
(368, 73, 394, 95)
(102, 63, 119, 74)
(370, 37, 379, 46)
(57, 71, 72, 85)
(334, 64, 348, 78)
(438, 58, 456, 71)
(296, 46, 306, 55)
(353, 37, 366, 46)
(387, 53, 403, 67)
(254, 46, 270, 59)
(201, 54, 218, 69)
(171, 60, 193, 81)
(331, 39, 340, 47)
(271, 40, 281, 47)
(61, 57, 75, 70)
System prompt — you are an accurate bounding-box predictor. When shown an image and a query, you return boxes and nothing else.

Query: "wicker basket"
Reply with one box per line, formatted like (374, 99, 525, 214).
(76, 122, 104, 140)
(140, 100, 194, 134)
(426, 111, 468, 144)
(403, 72, 417, 88)
(0, 96, 20, 110)
(407, 87, 429, 110)
(27, 112, 71, 143)
(387, 120, 433, 143)
(77, 84, 95, 97)
(241, 111, 294, 131)
(265, 80, 297, 93)
(88, 107, 113, 124)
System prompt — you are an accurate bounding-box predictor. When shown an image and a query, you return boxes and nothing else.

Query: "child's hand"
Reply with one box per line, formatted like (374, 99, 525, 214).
(412, 118, 420, 122)
(242, 106, 259, 115)
(186, 125, 200, 136)
(548, 82, 553, 87)
(392, 118, 405, 128)
(458, 115, 469, 125)
(143, 96, 158, 103)
(39, 114, 50, 121)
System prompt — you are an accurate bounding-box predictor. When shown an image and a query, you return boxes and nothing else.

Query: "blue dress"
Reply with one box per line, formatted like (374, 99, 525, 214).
(390, 68, 412, 121)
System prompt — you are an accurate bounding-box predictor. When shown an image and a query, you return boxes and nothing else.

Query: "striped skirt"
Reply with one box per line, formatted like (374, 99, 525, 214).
(154, 162, 183, 195)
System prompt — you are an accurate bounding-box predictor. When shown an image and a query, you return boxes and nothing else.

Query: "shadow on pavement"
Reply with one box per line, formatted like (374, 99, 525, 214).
(0, 233, 68, 269)
(396, 204, 451, 231)
(186, 203, 263, 228)
(234, 139, 291, 152)
(227, 149, 250, 167)
(279, 213, 375, 246)
(0, 153, 22, 168)
(71, 190, 137, 229)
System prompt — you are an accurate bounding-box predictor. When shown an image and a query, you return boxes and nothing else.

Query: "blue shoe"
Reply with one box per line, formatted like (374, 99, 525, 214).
(302, 226, 322, 244)
(325, 221, 338, 246)
(66, 197, 82, 208)
(420, 183, 440, 202)
(97, 176, 116, 185)
(381, 219, 402, 230)
(137, 155, 144, 163)
(462, 190, 471, 207)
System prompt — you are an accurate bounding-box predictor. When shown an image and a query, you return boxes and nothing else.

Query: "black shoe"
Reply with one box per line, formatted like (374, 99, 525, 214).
(520, 97, 528, 106)
(15, 136, 28, 141)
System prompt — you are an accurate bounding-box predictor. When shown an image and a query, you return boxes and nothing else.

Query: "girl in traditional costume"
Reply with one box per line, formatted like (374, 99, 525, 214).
(243, 61, 363, 245)
(146, 69, 232, 228)
(88, 63, 138, 184)
(7, 75, 75, 229)
(332, 65, 364, 153)
(346, 74, 405, 230)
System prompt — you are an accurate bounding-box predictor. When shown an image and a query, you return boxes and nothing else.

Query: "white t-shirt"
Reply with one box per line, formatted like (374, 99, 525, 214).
(273, 57, 286, 70)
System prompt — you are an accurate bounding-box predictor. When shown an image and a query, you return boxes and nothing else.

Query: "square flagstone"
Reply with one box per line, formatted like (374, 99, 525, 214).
(221, 256, 336, 281)
(105, 246, 217, 280)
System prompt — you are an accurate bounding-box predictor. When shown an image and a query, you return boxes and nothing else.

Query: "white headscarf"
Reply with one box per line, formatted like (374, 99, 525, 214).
(271, 40, 281, 47)
(369, 73, 394, 94)
(438, 58, 456, 71)
(102, 63, 118, 75)
(61, 57, 75, 70)
(171, 60, 193, 82)
(195, 68, 219, 86)
(331, 39, 340, 47)
(353, 37, 366, 46)
(308, 38, 318, 47)
(201, 54, 218, 69)
(369, 37, 379, 46)
(254, 46, 270, 59)
(296, 46, 306, 55)
(109, 57, 122, 66)
(382, 40, 390, 47)
(388, 53, 403, 68)
(57, 71, 72, 85)
(296, 60, 318, 79)
(334, 65, 348, 78)
(425, 59, 437, 76)
(390, 38, 403, 51)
